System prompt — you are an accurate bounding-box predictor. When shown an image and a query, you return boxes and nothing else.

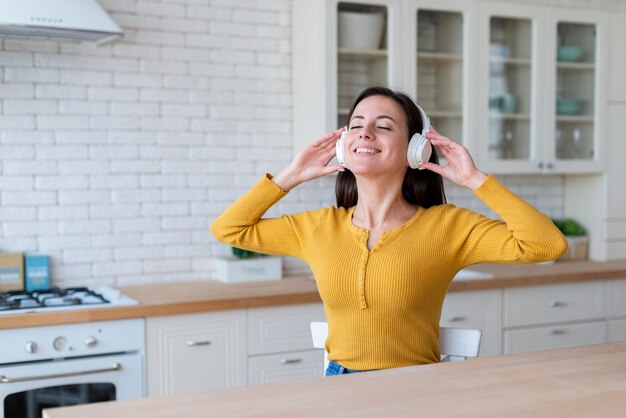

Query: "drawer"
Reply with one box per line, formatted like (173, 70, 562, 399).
(608, 318, 626, 342)
(247, 303, 325, 355)
(503, 321, 606, 354)
(503, 282, 606, 328)
(607, 279, 626, 317)
(441, 290, 502, 357)
(248, 349, 323, 385)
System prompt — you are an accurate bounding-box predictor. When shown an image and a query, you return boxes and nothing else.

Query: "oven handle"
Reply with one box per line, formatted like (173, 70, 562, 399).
(0, 362, 122, 384)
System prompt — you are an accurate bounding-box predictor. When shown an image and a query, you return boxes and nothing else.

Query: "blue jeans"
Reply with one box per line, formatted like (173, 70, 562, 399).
(325, 360, 365, 376)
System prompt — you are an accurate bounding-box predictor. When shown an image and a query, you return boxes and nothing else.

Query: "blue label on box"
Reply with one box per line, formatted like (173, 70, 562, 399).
(25, 255, 50, 292)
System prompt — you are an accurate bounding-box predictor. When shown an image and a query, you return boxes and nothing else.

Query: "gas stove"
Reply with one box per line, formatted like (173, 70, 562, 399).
(0, 286, 138, 315)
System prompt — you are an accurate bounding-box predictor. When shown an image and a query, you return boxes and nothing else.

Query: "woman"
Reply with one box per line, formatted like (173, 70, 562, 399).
(211, 86, 568, 375)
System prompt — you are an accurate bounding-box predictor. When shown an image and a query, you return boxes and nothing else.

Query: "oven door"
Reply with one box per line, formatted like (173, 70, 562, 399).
(0, 352, 143, 418)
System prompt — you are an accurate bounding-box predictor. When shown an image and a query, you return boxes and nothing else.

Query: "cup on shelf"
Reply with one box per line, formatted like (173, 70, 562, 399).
(489, 93, 517, 113)
(500, 93, 517, 113)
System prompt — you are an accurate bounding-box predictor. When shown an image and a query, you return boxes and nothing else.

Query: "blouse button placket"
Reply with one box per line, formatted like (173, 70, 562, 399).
(358, 247, 369, 309)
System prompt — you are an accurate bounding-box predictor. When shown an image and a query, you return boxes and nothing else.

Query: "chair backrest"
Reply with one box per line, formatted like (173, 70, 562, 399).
(310, 322, 482, 371)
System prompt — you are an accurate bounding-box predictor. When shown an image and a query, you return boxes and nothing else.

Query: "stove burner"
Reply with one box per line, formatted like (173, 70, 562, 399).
(0, 287, 109, 311)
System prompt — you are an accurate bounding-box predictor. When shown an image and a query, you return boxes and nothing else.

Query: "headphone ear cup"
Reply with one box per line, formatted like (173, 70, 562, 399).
(407, 133, 432, 169)
(336, 131, 348, 168)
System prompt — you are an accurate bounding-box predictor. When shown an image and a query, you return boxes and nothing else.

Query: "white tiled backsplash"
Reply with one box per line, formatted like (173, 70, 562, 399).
(0, 0, 621, 287)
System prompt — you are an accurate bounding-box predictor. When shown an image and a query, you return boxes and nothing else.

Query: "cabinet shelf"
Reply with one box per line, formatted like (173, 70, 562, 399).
(490, 56, 532, 66)
(417, 52, 463, 62)
(338, 48, 388, 58)
(556, 115, 594, 123)
(429, 110, 463, 118)
(557, 61, 595, 70)
(489, 112, 531, 120)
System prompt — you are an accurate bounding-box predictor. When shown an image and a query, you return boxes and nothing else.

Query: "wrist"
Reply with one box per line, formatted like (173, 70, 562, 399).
(466, 171, 488, 191)
(271, 167, 301, 192)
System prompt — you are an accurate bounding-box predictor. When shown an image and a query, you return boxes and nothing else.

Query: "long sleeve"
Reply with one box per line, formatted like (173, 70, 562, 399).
(444, 174, 569, 266)
(210, 174, 320, 259)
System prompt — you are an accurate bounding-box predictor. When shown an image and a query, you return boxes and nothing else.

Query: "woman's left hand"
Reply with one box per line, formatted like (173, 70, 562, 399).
(419, 127, 487, 191)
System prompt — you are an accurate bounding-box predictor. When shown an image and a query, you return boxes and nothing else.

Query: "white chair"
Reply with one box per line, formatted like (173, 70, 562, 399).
(310, 321, 482, 372)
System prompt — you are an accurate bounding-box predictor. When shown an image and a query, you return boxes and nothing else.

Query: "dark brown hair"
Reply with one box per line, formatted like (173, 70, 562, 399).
(335, 86, 446, 209)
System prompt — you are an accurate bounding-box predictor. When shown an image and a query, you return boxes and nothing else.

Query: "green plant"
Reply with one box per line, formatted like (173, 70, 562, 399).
(551, 218, 587, 236)
(231, 247, 265, 259)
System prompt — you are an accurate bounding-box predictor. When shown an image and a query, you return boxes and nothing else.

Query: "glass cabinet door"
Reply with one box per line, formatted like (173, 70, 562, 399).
(415, 9, 464, 144)
(487, 16, 533, 163)
(336, 2, 390, 127)
(554, 22, 596, 162)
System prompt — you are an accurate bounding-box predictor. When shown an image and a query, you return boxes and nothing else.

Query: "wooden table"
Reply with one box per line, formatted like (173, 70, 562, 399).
(44, 341, 626, 418)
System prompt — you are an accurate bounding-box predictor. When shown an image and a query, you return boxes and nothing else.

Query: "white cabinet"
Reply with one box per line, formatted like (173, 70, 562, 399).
(502, 281, 608, 355)
(146, 303, 326, 396)
(608, 13, 626, 102)
(146, 310, 247, 397)
(607, 279, 626, 342)
(293, 0, 609, 175)
(504, 321, 606, 354)
(476, 3, 607, 174)
(503, 282, 605, 328)
(248, 349, 323, 385)
(440, 289, 502, 357)
(247, 303, 326, 384)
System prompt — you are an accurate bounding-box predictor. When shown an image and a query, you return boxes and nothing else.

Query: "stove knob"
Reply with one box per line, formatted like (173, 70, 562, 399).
(53, 336, 67, 351)
(24, 341, 38, 354)
(85, 336, 98, 349)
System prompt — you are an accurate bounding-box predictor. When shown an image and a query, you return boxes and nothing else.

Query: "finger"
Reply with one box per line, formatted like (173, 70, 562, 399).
(321, 164, 345, 175)
(419, 162, 445, 176)
(312, 128, 344, 148)
(431, 141, 456, 161)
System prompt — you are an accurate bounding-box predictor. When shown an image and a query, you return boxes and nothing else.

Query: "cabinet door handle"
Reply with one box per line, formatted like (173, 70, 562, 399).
(551, 329, 567, 335)
(186, 340, 211, 347)
(280, 358, 302, 365)
(447, 315, 467, 322)
(549, 300, 567, 307)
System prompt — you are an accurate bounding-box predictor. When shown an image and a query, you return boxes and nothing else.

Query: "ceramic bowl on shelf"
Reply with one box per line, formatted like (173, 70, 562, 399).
(338, 11, 385, 50)
(556, 99, 583, 115)
(557, 46, 584, 62)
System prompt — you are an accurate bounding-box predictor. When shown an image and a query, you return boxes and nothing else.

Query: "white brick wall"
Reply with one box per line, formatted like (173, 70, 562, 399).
(0, 0, 608, 288)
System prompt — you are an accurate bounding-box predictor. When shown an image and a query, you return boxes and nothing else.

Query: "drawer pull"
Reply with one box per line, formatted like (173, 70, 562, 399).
(186, 340, 211, 347)
(549, 300, 568, 308)
(447, 315, 467, 322)
(280, 358, 302, 365)
(551, 329, 567, 335)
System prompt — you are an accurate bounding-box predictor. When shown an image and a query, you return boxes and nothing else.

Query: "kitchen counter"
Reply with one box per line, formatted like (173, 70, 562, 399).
(3, 260, 626, 330)
(43, 340, 626, 418)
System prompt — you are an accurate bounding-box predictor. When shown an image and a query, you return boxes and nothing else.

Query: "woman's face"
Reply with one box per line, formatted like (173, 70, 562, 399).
(344, 95, 409, 175)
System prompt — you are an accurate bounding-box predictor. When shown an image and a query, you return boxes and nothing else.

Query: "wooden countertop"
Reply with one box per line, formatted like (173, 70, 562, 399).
(3, 260, 626, 330)
(43, 340, 626, 418)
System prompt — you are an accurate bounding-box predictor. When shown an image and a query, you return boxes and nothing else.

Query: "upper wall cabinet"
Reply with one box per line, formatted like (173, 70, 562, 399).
(477, 3, 608, 174)
(404, 0, 474, 159)
(293, 0, 403, 162)
(293, 0, 608, 175)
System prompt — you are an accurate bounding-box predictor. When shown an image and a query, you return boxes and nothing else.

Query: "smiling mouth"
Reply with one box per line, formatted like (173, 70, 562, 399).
(354, 148, 381, 154)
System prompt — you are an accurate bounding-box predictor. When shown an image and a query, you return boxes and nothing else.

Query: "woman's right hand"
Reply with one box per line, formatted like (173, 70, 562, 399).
(272, 128, 345, 191)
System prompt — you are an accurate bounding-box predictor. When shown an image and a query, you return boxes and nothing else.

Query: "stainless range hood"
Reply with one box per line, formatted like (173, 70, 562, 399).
(0, 0, 123, 44)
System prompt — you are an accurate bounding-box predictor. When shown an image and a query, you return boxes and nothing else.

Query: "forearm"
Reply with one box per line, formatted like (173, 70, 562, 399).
(472, 175, 568, 261)
(210, 174, 287, 247)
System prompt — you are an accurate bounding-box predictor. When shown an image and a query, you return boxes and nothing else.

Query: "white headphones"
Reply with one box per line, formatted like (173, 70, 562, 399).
(336, 104, 432, 170)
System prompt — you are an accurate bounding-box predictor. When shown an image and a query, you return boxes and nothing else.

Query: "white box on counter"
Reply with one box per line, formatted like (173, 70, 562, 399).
(212, 256, 282, 283)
